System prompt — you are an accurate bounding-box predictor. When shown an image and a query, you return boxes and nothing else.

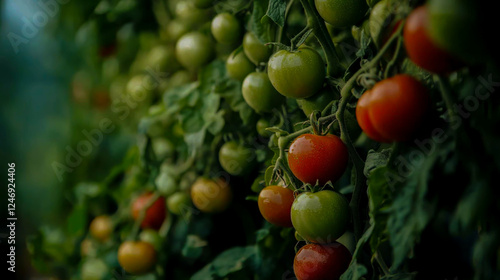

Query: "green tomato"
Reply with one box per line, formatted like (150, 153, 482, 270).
(243, 32, 272, 65)
(146, 45, 180, 74)
(179, 171, 198, 192)
(167, 192, 192, 215)
(256, 118, 272, 137)
(155, 171, 178, 196)
(139, 229, 162, 250)
(168, 70, 194, 89)
(314, 0, 368, 28)
(126, 75, 155, 102)
(175, 1, 211, 28)
(81, 259, 108, 280)
(428, 0, 485, 63)
(152, 138, 175, 159)
(175, 32, 215, 69)
(226, 50, 255, 81)
(218, 141, 255, 176)
(163, 19, 189, 43)
(291, 190, 350, 243)
(296, 88, 339, 117)
(211, 13, 241, 44)
(242, 72, 285, 113)
(268, 47, 325, 99)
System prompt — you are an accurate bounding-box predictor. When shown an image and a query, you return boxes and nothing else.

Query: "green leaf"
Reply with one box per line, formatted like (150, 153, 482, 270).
(182, 235, 207, 259)
(191, 246, 257, 279)
(364, 149, 391, 177)
(265, 0, 287, 27)
(340, 260, 368, 280)
(250, 0, 272, 42)
(66, 204, 87, 236)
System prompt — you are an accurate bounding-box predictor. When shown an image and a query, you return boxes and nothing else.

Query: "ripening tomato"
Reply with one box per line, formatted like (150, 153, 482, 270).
(118, 241, 157, 275)
(242, 32, 272, 65)
(288, 134, 348, 186)
(191, 178, 232, 213)
(81, 258, 108, 280)
(131, 192, 167, 230)
(139, 229, 162, 250)
(268, 47, 326, 99)
(404, 6, 461, 74)
(314, 0, 368, 28)
(175, 32, 215, 69)
(242, 72, 285, 113)
(294, 242, 352, 280)
(258, 186, 294, 227)
(355, 74, 429, 142)
(291, 190, 350, 243)
(226, 50, 255, 81)
(167, 192, 192, 215)
(211, 13, 242, 45)
(89, 215, 113, 242)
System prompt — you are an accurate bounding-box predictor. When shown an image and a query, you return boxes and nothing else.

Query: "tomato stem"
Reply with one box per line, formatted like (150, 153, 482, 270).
(435, 75, 457, 126)
(299, 0, 342, 76)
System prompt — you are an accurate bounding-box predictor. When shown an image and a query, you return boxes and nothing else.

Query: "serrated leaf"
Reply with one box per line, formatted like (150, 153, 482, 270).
(364, 149, 392, 177)
(250, 0, 272, 42)
(265, 0, 287, 27)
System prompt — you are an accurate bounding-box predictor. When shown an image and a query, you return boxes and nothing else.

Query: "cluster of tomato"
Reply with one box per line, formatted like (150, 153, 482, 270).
(79, 0, 477, 278)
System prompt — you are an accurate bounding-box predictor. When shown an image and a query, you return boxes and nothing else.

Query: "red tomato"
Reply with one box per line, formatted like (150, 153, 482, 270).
(356, 74, 428, 142)
(288, 134, 349, 185)
(131, 193, 167, 230)
(294, 242, 352, 280)
(403, 6, 461, 74)
(258, 186, 294, 227)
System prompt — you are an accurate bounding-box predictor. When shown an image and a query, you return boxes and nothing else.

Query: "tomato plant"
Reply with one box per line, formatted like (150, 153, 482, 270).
(258, 185, 294, 227)
(175, 32, 215, 69)
(291, 190, 350, 243)
(294, 242, 351, 280)
(314, 0, 368, 28)
(242, 72, 285, 113)
(268, 47, 325, 99)
(131, 193, 167, 230)
(242, 32, 272, 65)
(89, 215, 112, 242)
(288, 134, 349, 185)
(226, 49, 255, 81)
(296, 88, 339, 117)
(356, 74, 429, 142)
(211, 13, 242, 45)
(118, 241, 157, 275)
(167, 192, 192, 215)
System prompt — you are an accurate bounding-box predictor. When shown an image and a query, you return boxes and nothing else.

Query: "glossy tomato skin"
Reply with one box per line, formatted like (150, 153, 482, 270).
(243, 32, 272, 65)
(314, 0, 368, 28)
(288, 134, 348, 185)
(191, 178, 232, 213)
(219, 141, 255, 176)
(356, 74, 429, 142)
(242, 72, 285, 113)
(175, 32, 214, 69)
(89, 215, 113, 242)
(226, 50, 255, 81)
(118, 241, 157, 275)
(268, 47, 325, 99)
(258, 186, 294, 227)
(404, 6, 461, 74)
(291, 190, 350, 243)
(294, 242, 352, 280)
(211, 13, 241, 44)
(131, 193, 167, 230)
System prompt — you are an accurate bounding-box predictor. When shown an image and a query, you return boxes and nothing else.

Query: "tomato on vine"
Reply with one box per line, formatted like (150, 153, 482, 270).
(404, 6, 461, 74)
(211, 13, 242, 45)
(294, 242, 352, 280)
(118, 241, 157, 275)
(242, 72, 285, 113)
(242, 32, 272, 65)
(258, 185, 294, 228)
(191, 178, 232, 213)
(167, 192, 192, 215)
(268, 47, 325, 99)
(131, 192, 167, 230)
(219, 141, 255, 176)
(89, 215, 112, 242)
(175, 32, 214, 69)
(226, 49, 255, 81)
(314, 0, 368, 28)
(291, 190, 350, 243)
(355, 74, 429, 142)
(288, 134, 348, 185)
